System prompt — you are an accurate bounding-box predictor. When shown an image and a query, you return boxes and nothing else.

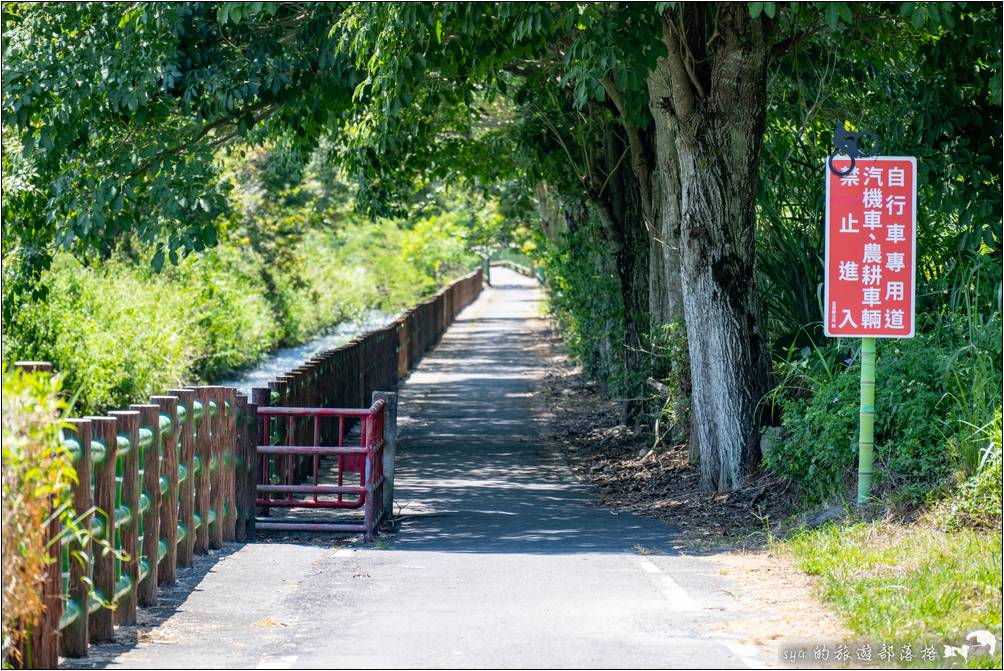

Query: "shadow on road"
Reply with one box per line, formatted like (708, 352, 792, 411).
(60, 545, 241, 669)
(373, 274, 686, 557)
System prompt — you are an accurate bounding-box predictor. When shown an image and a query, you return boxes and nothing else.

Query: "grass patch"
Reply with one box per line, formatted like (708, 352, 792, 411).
(786, 519, 1002, 667)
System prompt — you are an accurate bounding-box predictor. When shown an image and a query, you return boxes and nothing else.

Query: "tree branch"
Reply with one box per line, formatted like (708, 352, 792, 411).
(770, 24, 825, 59)
(123, 101, 277, 179)
(661, 13, 698, 121)
(673, 11, 707, 100)
(599, 76, 654, 228)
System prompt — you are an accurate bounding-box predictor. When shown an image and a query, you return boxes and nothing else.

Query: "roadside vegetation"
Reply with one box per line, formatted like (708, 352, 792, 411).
(2, 146, 492, 415)
(782, 411, 1002, 667)
(2, 367, 72, 665)
(787, 521, 1001, 665)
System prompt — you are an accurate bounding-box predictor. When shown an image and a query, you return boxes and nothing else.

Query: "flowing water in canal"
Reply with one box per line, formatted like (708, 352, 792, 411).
(212, 309, 394, 396)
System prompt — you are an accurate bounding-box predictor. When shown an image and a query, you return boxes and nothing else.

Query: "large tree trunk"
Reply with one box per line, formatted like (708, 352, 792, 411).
(647, 58, 699, 464)
(658, 5, 773, 491)
(646, 65, 685, 327)
(592, 125, 651, 422)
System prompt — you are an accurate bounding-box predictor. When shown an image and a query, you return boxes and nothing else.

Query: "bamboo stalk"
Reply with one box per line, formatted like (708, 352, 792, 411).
(857, 337, 877, 506)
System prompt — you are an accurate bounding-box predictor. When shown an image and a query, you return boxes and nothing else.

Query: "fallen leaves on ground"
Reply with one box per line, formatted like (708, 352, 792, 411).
(253, 618, 288, 628)
(540, 353, 798, 551)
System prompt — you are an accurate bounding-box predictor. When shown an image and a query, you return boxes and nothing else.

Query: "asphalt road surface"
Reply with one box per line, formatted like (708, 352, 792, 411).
(65, 267, 771, 669)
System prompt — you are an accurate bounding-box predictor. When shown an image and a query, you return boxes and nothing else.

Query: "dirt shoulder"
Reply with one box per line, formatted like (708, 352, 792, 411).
(540, 340, 795, 551)
(537, 331, 850, 654)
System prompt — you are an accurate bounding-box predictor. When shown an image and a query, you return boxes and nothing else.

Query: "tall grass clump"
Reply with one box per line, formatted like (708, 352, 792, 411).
(1, 365, 74, 664)
(939, 409, 1003, 531)
(765, 312, 1002, 504)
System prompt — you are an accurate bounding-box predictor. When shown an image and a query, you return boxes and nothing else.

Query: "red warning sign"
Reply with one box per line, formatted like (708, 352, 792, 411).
(824, 157, 917, 338)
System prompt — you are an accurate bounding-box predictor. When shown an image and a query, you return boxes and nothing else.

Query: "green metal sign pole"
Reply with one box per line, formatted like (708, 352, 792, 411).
(856, 337, 877, 506)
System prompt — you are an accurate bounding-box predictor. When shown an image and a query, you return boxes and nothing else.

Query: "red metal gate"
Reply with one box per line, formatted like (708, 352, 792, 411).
(255, 400, 385, 539)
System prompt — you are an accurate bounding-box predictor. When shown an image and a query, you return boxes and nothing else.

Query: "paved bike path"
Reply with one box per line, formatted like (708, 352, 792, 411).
(65, 267, 769, 669)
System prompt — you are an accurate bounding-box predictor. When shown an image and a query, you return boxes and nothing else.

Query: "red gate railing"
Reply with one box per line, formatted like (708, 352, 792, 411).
(254, 401, 385, 539)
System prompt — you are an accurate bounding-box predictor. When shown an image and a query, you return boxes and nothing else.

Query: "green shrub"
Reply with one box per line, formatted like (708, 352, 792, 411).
(539, 211, 627, 389)
(1, 365, 74, 663)
(9, 254, 201, 414)
(333, 220, 439, 313)
(3, 216, 477, 415)
(766, 314, 1002, 503)
(183, 244, 281, 380)
(401, 211, 480, 286)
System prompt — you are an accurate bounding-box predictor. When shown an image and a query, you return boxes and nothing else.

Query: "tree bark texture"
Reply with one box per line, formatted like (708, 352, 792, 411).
(591, 124, 651, 421)
(658, 4, 774, 491)
(646, 61, 685, 328)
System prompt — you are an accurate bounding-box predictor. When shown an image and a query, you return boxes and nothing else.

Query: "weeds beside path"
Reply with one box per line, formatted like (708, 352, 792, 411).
(786, 519, 1002, 669)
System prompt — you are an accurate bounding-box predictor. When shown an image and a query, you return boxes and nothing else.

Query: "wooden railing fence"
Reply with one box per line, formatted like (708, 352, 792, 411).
(11, 268, 482, 667)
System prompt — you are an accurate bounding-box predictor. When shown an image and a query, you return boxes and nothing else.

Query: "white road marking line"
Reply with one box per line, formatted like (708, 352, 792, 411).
(256, 655, 298, 669)
(632, 556, 701, 611)
(638, 560, 661, 574)
(719, 638, 767, 669)
(635, 557, 768, 667)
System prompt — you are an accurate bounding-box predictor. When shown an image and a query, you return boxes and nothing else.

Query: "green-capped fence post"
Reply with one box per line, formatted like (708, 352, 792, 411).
(243, 396, 259, 540)
(132, 403, 161, 606)
(151, 396, 179, 583)
(208, 387, 225, 549)
(86, 415, 117, 643)
(108, 410, 140, 625)
(234, 394, 249, 541)
(167, 388, 196, 568)
(857, 337, 877, 506)
(193, 387, 212, 554)
(61, 418, 92, 657)
(223, 387, 238, 541)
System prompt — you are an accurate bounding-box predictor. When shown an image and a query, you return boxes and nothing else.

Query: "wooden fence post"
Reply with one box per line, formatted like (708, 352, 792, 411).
(208, 387, 225, 549)
(60, 418, 92, 657)
(150, 396, 179, 583)
(36, 516, 62, 666)
(245, 396, 260, 539)
(251, 387, 271, 522)
(317, 353, 332, 408)
(287, 370, 306, 482)
(12, 362, 60, 668)
(353, 340, 365, 409)
(108, 410, 140, 626)
(131, 404, 160, 607)
(166, 389, 196, 568)
(267, 379, 289, 497)
(193, 387, 212, 554)
(223, 387, 238, 542)
(85, 415, 117, 643)
(409, 310, 419, 372)
(234, 394, 248, 541)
